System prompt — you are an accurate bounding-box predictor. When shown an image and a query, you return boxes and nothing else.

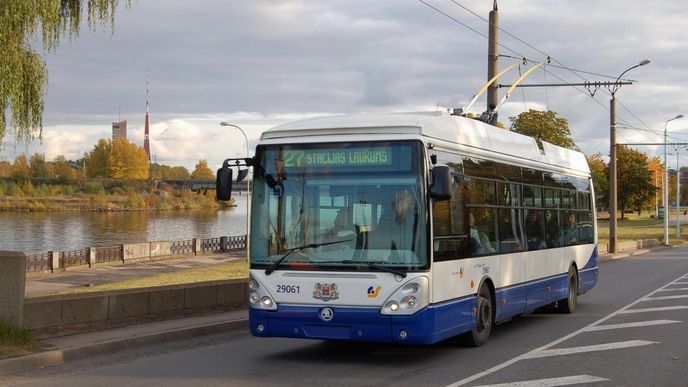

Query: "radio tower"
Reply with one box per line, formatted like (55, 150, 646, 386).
(143, 75, 151, 161)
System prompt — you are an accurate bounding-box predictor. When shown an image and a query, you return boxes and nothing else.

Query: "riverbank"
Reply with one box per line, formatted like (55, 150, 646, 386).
(0, 180, 233, 211)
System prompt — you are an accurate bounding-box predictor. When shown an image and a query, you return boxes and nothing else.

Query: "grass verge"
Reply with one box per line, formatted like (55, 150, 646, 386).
(56, 260, 249, 295)
(0, 320, 38, 359)
(597, 215, 688, 244)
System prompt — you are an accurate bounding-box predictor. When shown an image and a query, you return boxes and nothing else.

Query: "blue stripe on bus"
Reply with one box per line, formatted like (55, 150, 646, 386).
(250, 297, 475, 345)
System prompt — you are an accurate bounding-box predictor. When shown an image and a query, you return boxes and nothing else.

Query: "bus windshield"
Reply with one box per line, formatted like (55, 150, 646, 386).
(249, 140, 428, 272)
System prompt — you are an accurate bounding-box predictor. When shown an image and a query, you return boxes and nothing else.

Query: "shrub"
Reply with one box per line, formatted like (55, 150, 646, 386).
(127, 192, 146, 209)
(6, 182, 24, 196)
(83, 181, 104, 194)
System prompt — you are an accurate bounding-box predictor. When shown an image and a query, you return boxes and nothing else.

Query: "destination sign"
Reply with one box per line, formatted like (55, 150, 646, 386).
(282, 148, 393, 168)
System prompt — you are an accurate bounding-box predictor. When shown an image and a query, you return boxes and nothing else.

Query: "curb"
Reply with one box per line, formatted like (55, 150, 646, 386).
(0, 318, 248, 376)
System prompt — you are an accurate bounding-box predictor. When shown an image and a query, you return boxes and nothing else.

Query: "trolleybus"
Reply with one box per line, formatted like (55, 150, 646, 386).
(216, 111, 598, 346)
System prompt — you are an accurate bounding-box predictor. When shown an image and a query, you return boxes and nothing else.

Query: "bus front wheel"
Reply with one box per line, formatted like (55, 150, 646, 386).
(558, 267, 578, 314)
(465, 284, 493, 347)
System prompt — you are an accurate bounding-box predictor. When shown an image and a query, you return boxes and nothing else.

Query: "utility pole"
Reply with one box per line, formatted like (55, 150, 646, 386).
(486, 1, 499, 114)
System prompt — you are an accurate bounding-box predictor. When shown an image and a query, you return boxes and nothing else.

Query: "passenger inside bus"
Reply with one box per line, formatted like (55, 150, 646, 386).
(371, 189, 417, 261)
(469, 212, 496, 255)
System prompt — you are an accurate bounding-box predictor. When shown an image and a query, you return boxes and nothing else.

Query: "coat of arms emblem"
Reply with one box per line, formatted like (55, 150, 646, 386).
(313, 282, 339, 300)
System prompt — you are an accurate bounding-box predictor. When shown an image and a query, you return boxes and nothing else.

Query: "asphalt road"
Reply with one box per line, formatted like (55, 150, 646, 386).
(4, 246, 688, 387)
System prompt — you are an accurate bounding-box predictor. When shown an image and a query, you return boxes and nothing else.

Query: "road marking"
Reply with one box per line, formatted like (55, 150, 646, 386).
(671, 281, 688, 285)
(582, 320, 681, 331)
(643, 294, 688, 301)
(657, 287, 688, 291)
(446, 271, 688, 387)
(523, 340, 658, 359)
(473, 375, 608, 387)
(620, 306, 688, 314)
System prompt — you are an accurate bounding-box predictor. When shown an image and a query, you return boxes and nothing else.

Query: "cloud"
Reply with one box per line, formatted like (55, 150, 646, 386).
(0, 0, 684, 167)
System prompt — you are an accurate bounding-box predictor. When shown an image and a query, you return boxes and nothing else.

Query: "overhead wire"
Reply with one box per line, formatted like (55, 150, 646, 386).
(417, 0, 657, 147)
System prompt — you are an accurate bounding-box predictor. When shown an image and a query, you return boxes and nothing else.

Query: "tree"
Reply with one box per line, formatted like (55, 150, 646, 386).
(84, 139, 111, 178)
(191, 160, 214, 180)
(29, 152, 47, 177)
(616, 146, 654, 219)
(54, 155, 77, 182)
(108, 138, 149, 179)
(0, 161, 11, 177)
(509, 109, 578, 150)
(84, 138, 149, 179)
(586, 153, 608, 209)
(0, 1, 131, 143)
(646, 156, 664, 214)
(11, 154, 31, 182)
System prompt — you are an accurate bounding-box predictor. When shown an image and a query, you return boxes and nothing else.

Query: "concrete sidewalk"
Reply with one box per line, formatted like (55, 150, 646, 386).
(0, 309, 248, 376)
(25, 250, 247, 297)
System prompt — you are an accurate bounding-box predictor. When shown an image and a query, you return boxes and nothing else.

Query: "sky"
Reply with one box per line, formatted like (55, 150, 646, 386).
(3, 0, 688, 170)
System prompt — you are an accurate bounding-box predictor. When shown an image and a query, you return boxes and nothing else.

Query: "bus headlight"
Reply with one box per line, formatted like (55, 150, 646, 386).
(247, 274, 277, 310)
(381, 277, 429, 315)
(248, 279, 260, 290)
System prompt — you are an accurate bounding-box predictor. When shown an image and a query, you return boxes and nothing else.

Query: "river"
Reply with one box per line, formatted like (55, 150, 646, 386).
(0, 196, 248, 255)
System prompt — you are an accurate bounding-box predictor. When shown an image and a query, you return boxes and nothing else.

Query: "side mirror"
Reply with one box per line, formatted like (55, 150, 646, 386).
(429, 166, 451, 201)
(216, 164, 233, 201)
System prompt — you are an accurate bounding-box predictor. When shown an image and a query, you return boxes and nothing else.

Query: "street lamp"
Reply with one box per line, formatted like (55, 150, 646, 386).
(609, 59, 650, 254)
(664, 114, 684, 244)
(220, 122, 249, 159)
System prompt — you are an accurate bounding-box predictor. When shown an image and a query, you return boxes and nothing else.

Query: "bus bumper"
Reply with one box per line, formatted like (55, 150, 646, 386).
(249, 298, 475, 345)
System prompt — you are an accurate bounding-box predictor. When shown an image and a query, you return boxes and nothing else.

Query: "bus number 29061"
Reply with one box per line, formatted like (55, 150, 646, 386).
(276, 285, 301, 294)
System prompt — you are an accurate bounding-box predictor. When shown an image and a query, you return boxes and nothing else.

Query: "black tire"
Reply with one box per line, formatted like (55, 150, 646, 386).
(558, 267, 578, 314)
(465, 284, 493, 347)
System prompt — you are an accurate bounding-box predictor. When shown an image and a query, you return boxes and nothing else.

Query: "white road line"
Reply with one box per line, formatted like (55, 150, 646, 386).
(672, 281, 688, 285)
(582, 320, 681, 331)
(619, 306, 688, 314)
(656, 287, 688, 291)
(523, 340, 658, 359)
(446, 271, 688, 387)
(473, 375, 609, 387)
(643, 294, 688, 301)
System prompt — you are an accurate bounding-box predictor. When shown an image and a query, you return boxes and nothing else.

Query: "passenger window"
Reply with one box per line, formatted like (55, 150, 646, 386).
(433, 175, 469, 261)
(469, 208, 498, 256)
(524, 209, 546, 251)
(498, 208, 523, 253)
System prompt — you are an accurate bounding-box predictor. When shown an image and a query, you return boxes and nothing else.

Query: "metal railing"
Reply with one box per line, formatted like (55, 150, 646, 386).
(24, 234, 247, 273)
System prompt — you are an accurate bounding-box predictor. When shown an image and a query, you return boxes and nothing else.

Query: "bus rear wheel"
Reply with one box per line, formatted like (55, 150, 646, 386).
(465, 284, 493, 347)
(558, 267, 578, 314)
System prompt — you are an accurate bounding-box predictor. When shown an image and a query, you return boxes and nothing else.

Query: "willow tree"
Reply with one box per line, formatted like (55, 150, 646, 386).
(0, 1, 131, 143)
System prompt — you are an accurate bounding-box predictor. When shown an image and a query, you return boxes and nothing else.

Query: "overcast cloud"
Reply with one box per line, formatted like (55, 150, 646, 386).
(3, 0, 688, 169)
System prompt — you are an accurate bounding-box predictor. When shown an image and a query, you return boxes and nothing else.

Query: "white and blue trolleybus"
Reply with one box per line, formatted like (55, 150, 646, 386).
(216, 111, 598, 346)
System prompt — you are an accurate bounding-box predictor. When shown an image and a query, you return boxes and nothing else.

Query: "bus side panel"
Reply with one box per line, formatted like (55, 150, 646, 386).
(497, 252, 527, 321)
(495, 284, 527, 321)
(525, 250, 550, 310)
(392, 297, 475, 344)
(579, 247, 599, 294)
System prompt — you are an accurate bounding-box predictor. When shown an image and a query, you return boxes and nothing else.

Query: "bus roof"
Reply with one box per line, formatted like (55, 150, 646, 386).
(261, 111, 590, 175)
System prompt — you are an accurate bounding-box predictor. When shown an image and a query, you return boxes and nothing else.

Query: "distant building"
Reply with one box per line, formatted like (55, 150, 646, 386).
(112, 120, 127, 141)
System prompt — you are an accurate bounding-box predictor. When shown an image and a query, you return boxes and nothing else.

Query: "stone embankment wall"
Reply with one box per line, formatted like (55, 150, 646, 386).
(23, 279, 248, 337)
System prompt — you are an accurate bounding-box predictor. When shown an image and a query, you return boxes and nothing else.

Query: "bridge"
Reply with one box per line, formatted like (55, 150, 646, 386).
(161, 179, 249, 192)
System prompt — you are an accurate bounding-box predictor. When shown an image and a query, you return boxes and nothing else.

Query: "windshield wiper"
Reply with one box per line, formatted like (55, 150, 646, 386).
(265, 239, 353, 275)
(338, 260, 408, 278)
